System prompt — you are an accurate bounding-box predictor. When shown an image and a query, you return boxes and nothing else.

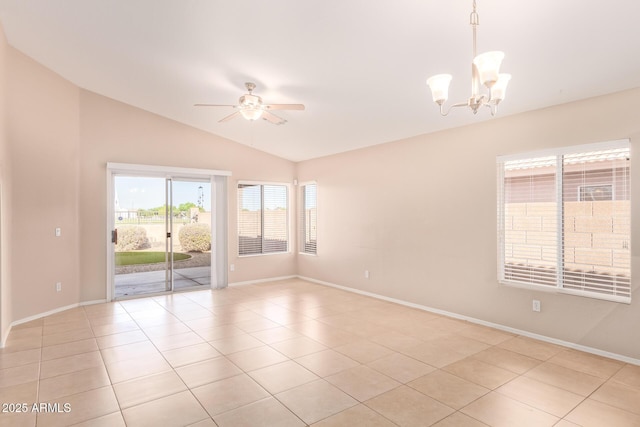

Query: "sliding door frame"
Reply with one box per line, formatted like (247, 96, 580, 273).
(106, 163, 231, 301)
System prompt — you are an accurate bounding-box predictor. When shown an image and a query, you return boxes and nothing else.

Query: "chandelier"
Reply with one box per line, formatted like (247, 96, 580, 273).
(426, 0, 511, 116)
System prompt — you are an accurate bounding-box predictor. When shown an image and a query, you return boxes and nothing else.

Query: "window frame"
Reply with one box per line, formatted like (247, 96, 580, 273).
(237, 180, 291, 257)
(299, 181, 318, 256)
(497, 139, 631, 303)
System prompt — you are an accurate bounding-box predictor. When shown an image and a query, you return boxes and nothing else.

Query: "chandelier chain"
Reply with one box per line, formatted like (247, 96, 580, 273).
(470, 0, 479, 59)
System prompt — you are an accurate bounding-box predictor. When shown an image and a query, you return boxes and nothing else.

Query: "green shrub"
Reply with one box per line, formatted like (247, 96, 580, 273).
(115, 226, 150, 251)
(179, 223, 211, 252)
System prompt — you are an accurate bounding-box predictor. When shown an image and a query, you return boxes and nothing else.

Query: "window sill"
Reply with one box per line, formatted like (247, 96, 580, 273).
(499, 280, 631, 304)
(238, 251, 291, 258)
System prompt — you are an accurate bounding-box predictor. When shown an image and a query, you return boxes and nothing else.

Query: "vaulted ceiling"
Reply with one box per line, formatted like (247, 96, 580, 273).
(1, 0, 639, 161)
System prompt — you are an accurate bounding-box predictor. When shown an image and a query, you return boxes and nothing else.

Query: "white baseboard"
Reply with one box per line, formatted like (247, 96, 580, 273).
(80, 299, 108, 306)
(0, 299, 109, 348)
(298, 275, 640, 366)
(228, 275, 297, 287)
(11, 303, 82, 327)
(1, 325, 11, 349)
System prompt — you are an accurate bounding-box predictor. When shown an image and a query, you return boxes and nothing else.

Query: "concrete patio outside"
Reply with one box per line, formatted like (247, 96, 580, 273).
(114, 251, 211, 298)
(115, 266, 211, 297)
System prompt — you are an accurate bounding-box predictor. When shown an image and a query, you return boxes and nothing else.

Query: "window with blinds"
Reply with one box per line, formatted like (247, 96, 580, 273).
(497, 140, 631, 303)
(300, 183, 317, 255)
(238, 183, 289, 256)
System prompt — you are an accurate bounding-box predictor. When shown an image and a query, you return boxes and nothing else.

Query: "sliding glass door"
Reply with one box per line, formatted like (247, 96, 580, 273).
(170, 179, 212, 291)
(108, 166, 226, 298)
(113, 176, 172, 297)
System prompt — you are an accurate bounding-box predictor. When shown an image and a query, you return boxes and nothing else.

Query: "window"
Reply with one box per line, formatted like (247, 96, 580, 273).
(238, 182, 289, 256)
(579, 184, 612, 201)
(497, 140, 631, 303)
(300, 183, 317, 254)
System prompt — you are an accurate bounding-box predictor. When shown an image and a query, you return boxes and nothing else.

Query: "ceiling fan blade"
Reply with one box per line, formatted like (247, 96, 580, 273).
(262, 111, 287, 125)
(218, 111, 241, 123)
(264, 104, 305, 111)
(194, 104, 236, 108)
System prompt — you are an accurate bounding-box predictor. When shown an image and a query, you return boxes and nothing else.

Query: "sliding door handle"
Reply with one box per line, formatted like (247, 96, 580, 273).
(112, 229, 118, 245)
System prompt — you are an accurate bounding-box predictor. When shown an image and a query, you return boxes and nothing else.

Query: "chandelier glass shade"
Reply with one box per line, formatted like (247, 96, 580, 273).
(426, 0, 510, 116)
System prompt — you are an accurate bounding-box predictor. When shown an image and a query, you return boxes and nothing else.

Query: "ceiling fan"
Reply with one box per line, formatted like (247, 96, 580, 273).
(195, 82, 305, 125)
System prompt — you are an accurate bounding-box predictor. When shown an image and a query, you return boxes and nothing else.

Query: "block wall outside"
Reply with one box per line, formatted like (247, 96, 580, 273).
(505, 200, 630, 276)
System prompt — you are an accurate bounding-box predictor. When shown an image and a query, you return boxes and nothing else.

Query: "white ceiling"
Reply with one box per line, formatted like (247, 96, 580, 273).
(1, 0, 639, 161)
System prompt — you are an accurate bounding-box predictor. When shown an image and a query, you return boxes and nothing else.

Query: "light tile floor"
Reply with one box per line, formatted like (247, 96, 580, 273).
(1, 278, 639, 426)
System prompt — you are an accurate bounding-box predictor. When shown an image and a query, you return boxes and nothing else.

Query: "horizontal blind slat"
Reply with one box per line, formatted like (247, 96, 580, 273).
(561, 147, 630, 298)
(300, 184, 317, 255)
(262, 184, 288, 254)
(238, 183, 289, 255)
(238, 184, 262, 255)
(501, 156, 558, 287)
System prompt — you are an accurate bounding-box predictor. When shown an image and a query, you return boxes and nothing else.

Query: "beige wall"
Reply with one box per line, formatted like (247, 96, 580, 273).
(296, 88, 640, 360)
(0, 24, 11, 342)
(6, 46, 81, 321)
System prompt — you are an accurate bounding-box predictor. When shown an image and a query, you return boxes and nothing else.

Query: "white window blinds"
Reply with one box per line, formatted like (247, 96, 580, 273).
(498, 141, 631, 303)
(561, 148, 630, 299)
(238, 183, 288, 256)
(499, 155, 559, 287)
(300, 183, 317, 254)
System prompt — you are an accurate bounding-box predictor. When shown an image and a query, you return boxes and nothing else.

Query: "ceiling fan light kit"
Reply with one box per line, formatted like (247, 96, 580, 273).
(239, 108, 263, 121)
(426, 0, 511, 116)
(237, 83, 263, 120)
(195, 82, 304, 125)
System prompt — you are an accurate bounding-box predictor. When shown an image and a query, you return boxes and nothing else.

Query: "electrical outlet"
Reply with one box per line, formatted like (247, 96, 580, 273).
(56, 282, 62, 292)
(229, 264, 235, 272)
(532, 299, 541, 312)
(364, 270, 370, 279)
(55, 227, 61, 237)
